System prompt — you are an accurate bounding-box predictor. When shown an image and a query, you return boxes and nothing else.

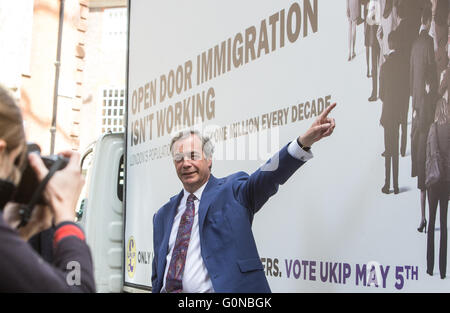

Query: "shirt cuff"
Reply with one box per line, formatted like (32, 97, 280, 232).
(287, 140, 314, 162)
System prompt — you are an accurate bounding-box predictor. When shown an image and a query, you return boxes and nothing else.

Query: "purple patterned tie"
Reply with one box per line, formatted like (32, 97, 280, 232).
(165, 193, 196, 293)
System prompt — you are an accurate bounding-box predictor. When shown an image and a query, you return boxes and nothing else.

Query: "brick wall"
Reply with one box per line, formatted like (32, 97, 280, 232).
(19, 0, 89, 154)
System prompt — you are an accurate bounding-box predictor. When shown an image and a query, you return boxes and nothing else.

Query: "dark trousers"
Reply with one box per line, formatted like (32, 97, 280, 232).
(384, 155, 399, 189)
(427, 181, 450, 278)
(399, 94, 410, 156)
(400, 121, 407, 155)
(370, 42, 380, 97)
(383, 123, 399, 189)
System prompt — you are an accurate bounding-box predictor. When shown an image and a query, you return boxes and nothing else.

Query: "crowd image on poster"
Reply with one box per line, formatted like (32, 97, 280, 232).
(346, 0, 450, 283)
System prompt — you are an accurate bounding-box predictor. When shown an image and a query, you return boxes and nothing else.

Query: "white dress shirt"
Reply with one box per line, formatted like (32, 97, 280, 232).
(161, 182, 213, 293)
(161, 139, 313, 293)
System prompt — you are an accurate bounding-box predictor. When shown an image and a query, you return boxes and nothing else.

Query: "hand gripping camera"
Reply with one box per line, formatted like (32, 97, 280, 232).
(13, 143, 68, 227)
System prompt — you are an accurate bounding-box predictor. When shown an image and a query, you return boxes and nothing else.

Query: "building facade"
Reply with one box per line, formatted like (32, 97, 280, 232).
(0, 0, 127, 155)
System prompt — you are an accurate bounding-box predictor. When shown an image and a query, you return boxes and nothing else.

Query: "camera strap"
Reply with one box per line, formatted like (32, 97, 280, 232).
(17, 158, 67, 228)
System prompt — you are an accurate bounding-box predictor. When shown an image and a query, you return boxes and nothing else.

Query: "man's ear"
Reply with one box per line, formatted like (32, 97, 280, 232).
(0, 139, 7, 154)
(207, 158, 212, 171)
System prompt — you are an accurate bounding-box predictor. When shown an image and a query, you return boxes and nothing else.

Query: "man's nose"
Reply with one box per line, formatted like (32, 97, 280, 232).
(182, 158, 193, 168)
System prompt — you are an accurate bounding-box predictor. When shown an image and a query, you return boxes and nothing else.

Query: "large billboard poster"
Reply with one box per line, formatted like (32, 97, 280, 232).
(125, 0, 450, 292)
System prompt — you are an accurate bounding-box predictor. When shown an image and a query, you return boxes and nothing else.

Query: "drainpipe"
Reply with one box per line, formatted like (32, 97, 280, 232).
(50, 0, 65, 155)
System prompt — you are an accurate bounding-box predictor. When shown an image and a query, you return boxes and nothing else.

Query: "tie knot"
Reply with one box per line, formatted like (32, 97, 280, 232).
(187, 193, 196, 202)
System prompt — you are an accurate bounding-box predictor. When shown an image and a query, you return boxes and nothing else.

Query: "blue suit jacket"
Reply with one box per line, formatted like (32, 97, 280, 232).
(151, 143, 306, 293)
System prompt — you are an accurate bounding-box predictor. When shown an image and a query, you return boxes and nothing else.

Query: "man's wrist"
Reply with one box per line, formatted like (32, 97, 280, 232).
(297, 137, 311, 151)
(288, 140, 313, 162)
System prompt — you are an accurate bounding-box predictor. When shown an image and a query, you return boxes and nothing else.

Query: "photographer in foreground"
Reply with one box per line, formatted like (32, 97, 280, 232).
(0, 85, 95, 292)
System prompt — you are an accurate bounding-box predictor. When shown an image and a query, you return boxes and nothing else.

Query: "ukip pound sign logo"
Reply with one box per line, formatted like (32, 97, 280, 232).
(127, 236, 137, 278)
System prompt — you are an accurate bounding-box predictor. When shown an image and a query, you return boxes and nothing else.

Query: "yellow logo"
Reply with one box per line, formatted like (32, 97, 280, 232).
(127, 236, 137, 278)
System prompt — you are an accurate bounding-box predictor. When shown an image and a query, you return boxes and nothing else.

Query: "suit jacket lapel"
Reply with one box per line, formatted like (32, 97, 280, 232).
(198, 174, 221, 234)
(157, 175, 222, 281)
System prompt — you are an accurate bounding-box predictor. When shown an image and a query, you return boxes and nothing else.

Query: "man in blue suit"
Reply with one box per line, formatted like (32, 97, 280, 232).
(152, 103, 336, 293)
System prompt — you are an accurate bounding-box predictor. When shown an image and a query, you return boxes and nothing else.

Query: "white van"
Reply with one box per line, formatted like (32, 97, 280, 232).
(77, 132, 127, 293)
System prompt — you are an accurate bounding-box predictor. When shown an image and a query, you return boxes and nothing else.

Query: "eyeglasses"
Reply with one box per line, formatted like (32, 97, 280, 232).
(173, 151, 203, 162)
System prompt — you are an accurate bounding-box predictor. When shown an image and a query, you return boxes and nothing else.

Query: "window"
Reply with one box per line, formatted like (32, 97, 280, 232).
(103, 8, 127, 49)
(117, 155, 124, 202)
(101, 87, 125, 133)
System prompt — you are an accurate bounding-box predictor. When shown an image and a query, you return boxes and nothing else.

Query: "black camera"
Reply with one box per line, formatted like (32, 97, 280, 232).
(13, 143, 69, 205)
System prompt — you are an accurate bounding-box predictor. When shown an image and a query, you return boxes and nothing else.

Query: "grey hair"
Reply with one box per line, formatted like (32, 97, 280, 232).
(169, 129, 214, 160)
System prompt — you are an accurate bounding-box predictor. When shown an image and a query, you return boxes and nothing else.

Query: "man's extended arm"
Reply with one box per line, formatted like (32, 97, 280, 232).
(234, 103, 336, 214)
